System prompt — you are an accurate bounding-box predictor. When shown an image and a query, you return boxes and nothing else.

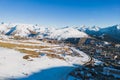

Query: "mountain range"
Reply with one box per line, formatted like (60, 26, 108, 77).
(0, 22, 120, 43)
(79, 24, 120, 43)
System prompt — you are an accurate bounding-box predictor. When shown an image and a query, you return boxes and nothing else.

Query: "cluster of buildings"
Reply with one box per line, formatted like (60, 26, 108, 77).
(64, 37, 120, 67)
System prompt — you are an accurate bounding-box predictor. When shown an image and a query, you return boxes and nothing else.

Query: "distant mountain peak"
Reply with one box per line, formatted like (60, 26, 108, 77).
(0, 22, 88, 40)
(78, 24, 120, 43)
(116, 24, 120, 30)
(87, 26, 100, 31)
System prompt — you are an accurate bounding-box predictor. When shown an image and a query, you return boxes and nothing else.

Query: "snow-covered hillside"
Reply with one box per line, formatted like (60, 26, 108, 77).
(0, 47, 73, 80)
(1, 22, 120, 42)
(0, 41, 90, 80)
(78, 26, 100, 32)
(79, 24, 120, 43)
(0, 23, 88, 40)
(0, 23, 47, 38)
(49, 27, 88, 40)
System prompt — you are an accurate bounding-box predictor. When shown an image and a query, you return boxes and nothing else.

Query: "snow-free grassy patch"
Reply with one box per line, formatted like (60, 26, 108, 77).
(0, 39, 90, 65)
(0, 40, 68, 60)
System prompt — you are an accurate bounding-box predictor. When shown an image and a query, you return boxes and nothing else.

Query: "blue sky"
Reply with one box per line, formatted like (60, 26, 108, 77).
(0, 0, 120, 27)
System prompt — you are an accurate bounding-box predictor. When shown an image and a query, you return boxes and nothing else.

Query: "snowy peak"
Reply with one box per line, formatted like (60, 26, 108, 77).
(117, 24, 120, 30)
(88, 26, 100, 31)
(99, 25, 120, 33)
(78, 25, 100, 32)
(49, 27, 88, 40)
(0, 23, 88, 40)
(79, 24, 120, 43)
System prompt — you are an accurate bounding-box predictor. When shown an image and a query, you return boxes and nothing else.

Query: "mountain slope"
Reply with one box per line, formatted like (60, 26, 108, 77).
(0, 47, 73, 80)
(99, 25, 120, 42)
(79, 24, 120, 43)
(0, 23, 88, 40)
(48, 27, 88, 40)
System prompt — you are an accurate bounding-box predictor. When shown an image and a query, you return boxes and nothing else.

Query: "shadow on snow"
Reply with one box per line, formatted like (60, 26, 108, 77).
(7, 66, 78, 80)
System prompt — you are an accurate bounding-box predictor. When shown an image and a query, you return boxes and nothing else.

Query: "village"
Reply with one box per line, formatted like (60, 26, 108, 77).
(63, 37, 120, 67)
(63, 37, 120, 79)
(33, 37, 120, 68)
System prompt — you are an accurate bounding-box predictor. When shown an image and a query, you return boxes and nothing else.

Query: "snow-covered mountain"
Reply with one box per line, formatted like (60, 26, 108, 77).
(78, 26, 101, 36)
(79, 24, 120, 43)
(99, 25, 120, 43)
(0, 23, 52, 37)
(1, 22, 120, 43)
(0, 23, 88, 40)
(78, 25, 100, 32)
(48, 27, 88, 40)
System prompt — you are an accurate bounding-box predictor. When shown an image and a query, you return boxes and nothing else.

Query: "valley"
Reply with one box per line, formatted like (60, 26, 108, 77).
(0, 23, 120, 80)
